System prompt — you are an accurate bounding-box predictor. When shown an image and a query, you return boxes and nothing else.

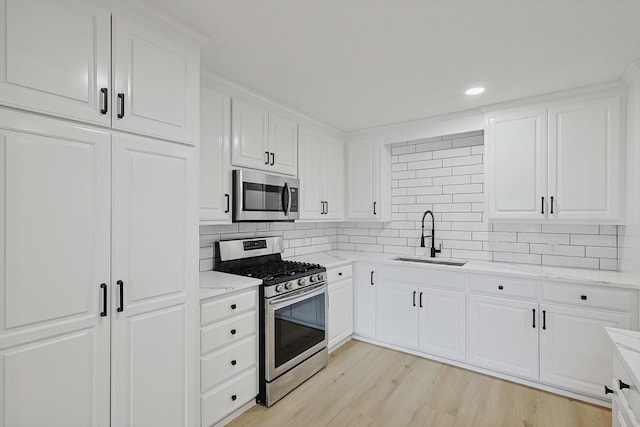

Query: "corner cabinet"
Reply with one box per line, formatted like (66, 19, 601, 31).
(200, 86, 232, 223)
(298, 125, 345, 220)
(346, 136, 391, 221)
(485, 95, 623, 223)
(0, 0, 200, 145)
(231, 97, 298, 176)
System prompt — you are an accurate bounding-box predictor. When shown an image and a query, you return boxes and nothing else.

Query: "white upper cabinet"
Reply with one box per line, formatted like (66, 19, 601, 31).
(0, 0, 200, 145)
(485, 95, 623, 223)
(200, 86, 232, 223)
(232, 97, 298, 176)
(0, 0, 111, 126)
(298, 125, 344, 220)
(346, 136, 391, 221)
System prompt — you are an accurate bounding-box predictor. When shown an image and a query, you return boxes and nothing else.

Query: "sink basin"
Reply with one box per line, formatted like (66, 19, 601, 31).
(394, 257, 467, 267)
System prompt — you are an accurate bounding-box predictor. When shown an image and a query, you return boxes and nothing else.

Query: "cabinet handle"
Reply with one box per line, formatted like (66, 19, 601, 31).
(231, 360, 237, 366)
(117, 280, 124, 312)
(100, 283, 108, 317)
(321, 201, 325, 215)
(230, 304, 237, 310)
(498, 285, 504, 290)
(265, 151, 270, 165)
(231, 394, 237, 401)
(419, 292, 423, 308)
(373, 202, 377, 215)
(370, 271, 374, 286)
(270, 152, 275, 166)
(580, 295, 587, 301)
(225, 194, 230, 214)
(532, 308, 536, 328)
(230, 329, 237, 335)
(619, 380, 630, 390)
(326, 201, 329, 214)
(100, 88, 108, 114)
(338, 272, 342, 276)
(117, 93, 125, 119)
(605, 385, 614, 395)
(541, 196, 544, 214)
(550, 196, 554, 214)
(542, 310, 546, 330)
(413, 291, 416, 307)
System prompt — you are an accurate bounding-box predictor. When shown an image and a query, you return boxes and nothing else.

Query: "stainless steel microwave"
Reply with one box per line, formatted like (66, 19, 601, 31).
(232, 170, 299, 222)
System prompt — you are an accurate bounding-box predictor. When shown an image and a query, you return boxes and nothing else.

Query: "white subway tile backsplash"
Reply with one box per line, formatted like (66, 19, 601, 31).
(585, 246, 617, 259)
(570, 234, 617, 247)
(415, 140, 453, 152)
(432, 147, 471, 159)
(442, 155, 483, 167)
(407, 159, 443, 170)
(493, 252, 541, 265)
(542, 255, 599, 269)
(517, 233, 571, 244)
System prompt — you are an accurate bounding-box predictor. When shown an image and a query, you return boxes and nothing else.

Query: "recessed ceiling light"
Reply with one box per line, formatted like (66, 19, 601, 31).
(465, 87, 485, 96)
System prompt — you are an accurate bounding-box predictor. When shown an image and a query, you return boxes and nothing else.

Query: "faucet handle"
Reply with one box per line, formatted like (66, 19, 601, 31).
(436, 243, 442, 253)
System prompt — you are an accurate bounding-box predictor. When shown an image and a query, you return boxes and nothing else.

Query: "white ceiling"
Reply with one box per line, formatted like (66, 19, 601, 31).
(152, 0, 640, 132)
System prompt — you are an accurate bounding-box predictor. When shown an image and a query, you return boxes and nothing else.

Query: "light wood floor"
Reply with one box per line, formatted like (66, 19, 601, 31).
(227, 340, 611, 427)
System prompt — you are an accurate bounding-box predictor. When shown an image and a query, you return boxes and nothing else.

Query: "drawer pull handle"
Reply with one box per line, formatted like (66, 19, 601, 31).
(231, 304, 237, 310)
(619, 380, 630, 390)
(230, 329, 237, 335)
(231, 394, 237, 401)
(532, 309, 536, 328)
(580, 295, 587, 300)
(338, 272, 342, 276)
(231, 360, 237, 366)
(605, 385, 614, 395)
(498, 285, 504, 290)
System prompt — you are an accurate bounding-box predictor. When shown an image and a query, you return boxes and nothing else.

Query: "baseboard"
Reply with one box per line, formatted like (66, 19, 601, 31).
(212, 400, 256, 427)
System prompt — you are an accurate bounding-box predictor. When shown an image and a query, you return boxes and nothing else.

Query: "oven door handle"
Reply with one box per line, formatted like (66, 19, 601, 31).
(268, 283, 327, 309)
(282, 182, 291, 216)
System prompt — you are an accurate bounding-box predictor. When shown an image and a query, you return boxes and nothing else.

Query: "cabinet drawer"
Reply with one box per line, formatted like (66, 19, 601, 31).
(201, 311, 256, 355)
(201, 288, 257, 326)
(542, 283, 632, 312)
(468, 275, 538, 299)
(327, 264, 353, 283)
(201, 337, 257, 393)
(201, 368, 257, 427)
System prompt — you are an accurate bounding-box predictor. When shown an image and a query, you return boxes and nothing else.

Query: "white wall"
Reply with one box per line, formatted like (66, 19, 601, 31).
(620, 61, 640, 277)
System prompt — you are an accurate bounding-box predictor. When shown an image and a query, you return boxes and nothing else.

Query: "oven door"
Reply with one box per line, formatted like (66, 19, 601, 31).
(233, 169, 299, 222)
(266, 283, 327, 381)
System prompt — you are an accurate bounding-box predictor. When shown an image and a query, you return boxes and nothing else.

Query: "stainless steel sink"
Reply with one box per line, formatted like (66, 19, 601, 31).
(393, 257, 467, 267)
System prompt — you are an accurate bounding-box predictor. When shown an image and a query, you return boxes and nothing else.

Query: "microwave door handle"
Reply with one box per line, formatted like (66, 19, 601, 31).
(282, 183, 290, 215)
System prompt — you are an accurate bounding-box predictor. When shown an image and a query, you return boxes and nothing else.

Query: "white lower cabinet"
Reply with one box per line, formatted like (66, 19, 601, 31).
(200, 288, 258, 427)
(377, 281, 419, 349)
(327, 265, 354, 349)
(418, 287, 466, 361)
(612, 349, 640, 427)
(354, 263, 377, 338)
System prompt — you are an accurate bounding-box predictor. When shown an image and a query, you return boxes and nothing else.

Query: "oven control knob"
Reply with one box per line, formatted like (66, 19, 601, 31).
(275, 284, 284, 293)
(285, 282, 293, 290)
(309, 275, 316, 283)
(318, 274, 325, 282)
(298, 278, 306, 286)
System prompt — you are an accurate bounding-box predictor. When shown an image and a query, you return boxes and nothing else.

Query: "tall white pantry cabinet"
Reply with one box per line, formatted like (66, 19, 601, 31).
(0, 1, 201, 426)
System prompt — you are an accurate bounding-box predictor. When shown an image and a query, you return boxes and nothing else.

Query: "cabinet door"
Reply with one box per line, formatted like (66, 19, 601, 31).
(548, 97, 622, 222)
(200, 86, 232, 223)
(231, 97, 270, 170)
(112, 16, 199, 144)
(269, 112, 298, 176)
(353, 264, 377, 338)
(0, 109, 110, 427)
(324, 135, 345, 220)
(418, 287, 466, 361)
(467, 294, 539, 380)
(346, 138, 378, 220)
(0, 0, 110, 126)
(540, 304, 631, 397)
(486, 108, 547, 220)
(377, 282, 419, 349)
(328, 279, 354, 349)
(298, 126, 325, 219)
(111, 133, 198, 427)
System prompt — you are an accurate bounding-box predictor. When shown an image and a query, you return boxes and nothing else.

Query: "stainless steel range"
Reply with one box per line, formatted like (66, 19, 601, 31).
(214, 237, 328, 406)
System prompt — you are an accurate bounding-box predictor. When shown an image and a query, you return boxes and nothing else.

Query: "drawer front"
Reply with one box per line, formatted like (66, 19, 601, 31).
(468, 275, 538, 299)
(201, 311, 256, 355)
(201, 368, 257, 427)
(379, 265, 466, 290)
(542, 283, 632, 312)
(327, 264, 353, 283)
(201, 288, 257, 326)
(201, 337, 257, 393)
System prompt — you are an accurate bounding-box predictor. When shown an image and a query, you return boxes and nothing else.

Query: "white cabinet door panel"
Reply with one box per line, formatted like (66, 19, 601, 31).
(324, 135, 345, 220)
(200, 87, 231, 223)
(328, 280, 353, 348)
(298, 126, 324, 219)
(486, 108, 547, 220)
(0, 110, 110, 427)
(377, 282, 418, 349)
(0, 0, 111, 126)
(418, 287, 465, 361)
(232, 98, 269, 170)
(269, 113, 297, 176)
(353, 264, 376, 338)
(540, 304, 631, 397)
(347, 139, 377, 219)
(112, 16, 198, 144)
(548, 97, 621, 221)
(467, 294, 538, 380)
(111, 133, 197, 427)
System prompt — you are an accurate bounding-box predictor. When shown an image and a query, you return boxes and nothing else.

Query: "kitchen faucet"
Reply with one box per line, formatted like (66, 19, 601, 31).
(421, 210, 442, 258)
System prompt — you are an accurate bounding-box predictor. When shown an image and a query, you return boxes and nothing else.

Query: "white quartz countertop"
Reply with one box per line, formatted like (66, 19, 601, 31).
(607, 327, 640, 387)
(286, 250, 640, 289)
(199, 270, 261, 299)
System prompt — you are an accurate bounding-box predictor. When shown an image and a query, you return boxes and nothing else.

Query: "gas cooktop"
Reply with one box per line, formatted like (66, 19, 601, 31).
(228, 260, 324, 283)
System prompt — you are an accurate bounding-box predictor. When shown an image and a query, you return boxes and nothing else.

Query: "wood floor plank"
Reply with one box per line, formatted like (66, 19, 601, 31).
(226, 340, 611, 427)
